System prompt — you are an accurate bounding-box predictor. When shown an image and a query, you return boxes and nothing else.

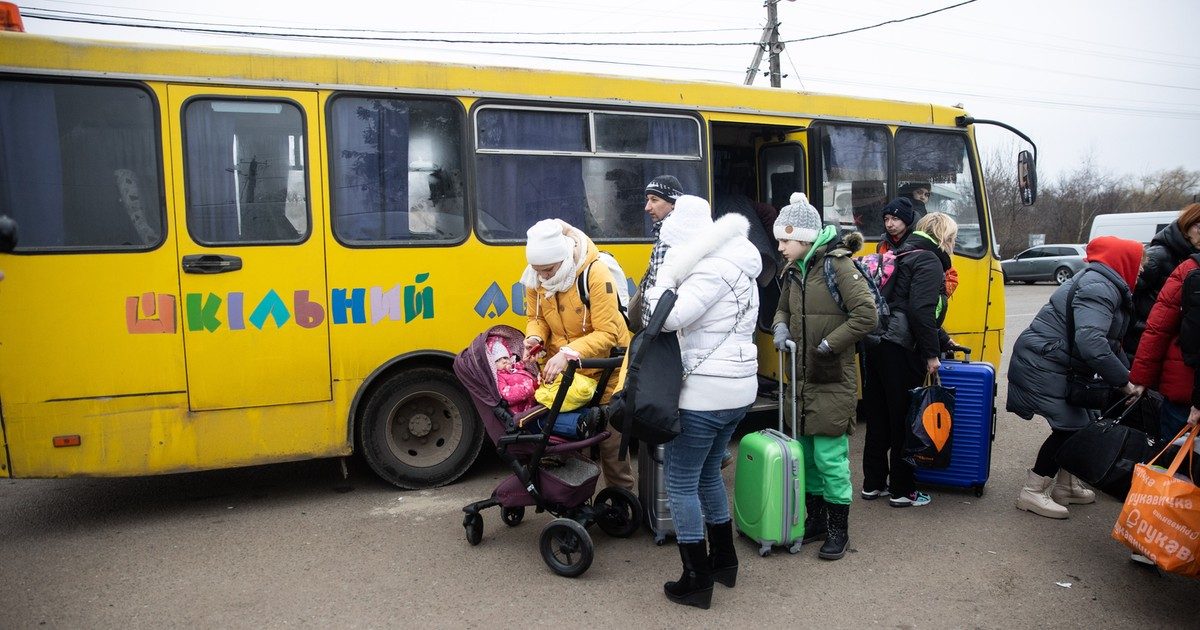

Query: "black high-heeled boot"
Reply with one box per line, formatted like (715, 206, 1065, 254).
(706, 520, 738, 588)
(664, 541, 713, 609)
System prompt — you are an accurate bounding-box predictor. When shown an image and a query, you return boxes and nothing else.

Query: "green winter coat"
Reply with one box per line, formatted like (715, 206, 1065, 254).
(772, 229, 877, 437)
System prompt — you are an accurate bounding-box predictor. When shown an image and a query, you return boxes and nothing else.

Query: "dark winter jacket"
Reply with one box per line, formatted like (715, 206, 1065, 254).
(773, 230, 877, 436)
(1007, 262, 1134, 430)
(1126, 222, 1197, 354)
(1130, 256, 1198, 406)
(881, 231, 952, 360)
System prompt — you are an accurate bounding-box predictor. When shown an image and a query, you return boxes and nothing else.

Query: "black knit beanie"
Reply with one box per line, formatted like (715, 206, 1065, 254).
(881, 197, 916, 227)
(645, 175, 684, 203)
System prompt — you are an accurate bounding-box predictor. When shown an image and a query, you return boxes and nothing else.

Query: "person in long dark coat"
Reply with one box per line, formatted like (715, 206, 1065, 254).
(1007, 235, 1144, 519)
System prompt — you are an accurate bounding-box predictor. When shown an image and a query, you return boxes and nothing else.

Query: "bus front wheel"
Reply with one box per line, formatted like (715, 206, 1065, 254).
(359, 367, 483, 489)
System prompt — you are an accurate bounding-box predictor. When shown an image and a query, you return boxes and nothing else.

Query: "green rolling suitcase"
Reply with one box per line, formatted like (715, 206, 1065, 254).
(733, 341, 805, 556)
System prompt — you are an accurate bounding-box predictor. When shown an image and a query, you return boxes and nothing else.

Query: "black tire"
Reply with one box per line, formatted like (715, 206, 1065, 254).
(1054, 266, 1073, 285)
(539, 518, 594, 578)
(501, 506, 525, 527)
(595, 486, 642, 538)
(359, 367, 483, 490)
(974, 485, 985, 498)
(464, 513, 483, 546)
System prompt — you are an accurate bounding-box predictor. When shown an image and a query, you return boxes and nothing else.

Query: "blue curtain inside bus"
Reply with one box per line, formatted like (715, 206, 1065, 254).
(330, 102, 411, 241)
(0, 83, 65, 247)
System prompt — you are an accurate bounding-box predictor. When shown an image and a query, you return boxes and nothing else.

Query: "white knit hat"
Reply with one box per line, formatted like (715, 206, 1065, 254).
(525, 219, 572, 265)
(774, 192, 821, 242)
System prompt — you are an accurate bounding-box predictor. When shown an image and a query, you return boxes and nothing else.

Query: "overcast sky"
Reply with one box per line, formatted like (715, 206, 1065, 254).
(17, 0, 1200, 184)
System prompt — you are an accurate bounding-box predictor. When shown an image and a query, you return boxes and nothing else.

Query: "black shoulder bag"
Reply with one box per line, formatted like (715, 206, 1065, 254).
(1064, 271, 1113, 410)
(612, 289, 683, 460)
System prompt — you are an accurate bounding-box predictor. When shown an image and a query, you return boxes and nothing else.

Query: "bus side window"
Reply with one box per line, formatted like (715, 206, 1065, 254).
(328, 96, 466, 245)
(474, 107, 704, 242)
(0, 79, 163, 250)
(183, 99, 308, 245)
(816, 124, 889, 237)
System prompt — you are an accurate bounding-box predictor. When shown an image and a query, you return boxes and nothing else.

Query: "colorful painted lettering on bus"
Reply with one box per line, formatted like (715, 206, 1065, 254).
(126, 274, 434, 334)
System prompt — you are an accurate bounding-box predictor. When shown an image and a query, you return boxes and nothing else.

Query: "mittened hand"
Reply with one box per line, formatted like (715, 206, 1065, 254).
(816, 339, 834, 356)
(772, 323, 790, 349)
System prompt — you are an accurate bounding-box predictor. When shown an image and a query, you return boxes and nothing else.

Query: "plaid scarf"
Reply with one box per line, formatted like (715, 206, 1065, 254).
(639, 219, 671, 328)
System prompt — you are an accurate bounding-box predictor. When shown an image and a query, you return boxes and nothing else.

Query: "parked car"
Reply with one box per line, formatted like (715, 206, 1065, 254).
(1001, 244, 1086, 285)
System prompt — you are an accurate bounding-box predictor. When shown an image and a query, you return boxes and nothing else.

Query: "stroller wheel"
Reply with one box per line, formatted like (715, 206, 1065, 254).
(464, 513, 483, 546)
(594, 486, 642, 538)
(501, 506, 525, 527)
(539, 518, 594, 578)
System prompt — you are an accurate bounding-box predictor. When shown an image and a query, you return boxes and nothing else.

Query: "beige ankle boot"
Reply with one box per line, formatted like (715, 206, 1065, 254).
(1015, 469, 1069, 519)
(1051, 470, 1096, 505)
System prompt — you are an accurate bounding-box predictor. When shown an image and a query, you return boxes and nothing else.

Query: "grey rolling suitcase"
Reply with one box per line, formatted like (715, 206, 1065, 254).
(638, 443, 676, 545)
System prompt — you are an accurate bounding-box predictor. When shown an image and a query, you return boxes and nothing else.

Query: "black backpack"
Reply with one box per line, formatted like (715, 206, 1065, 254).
(611, 289, 683, 459)
(1180, 253, 1200, 368)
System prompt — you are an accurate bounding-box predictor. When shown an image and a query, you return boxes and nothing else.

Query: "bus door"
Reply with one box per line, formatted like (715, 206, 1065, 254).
(756, 132, 807, 323)
(166, 86, 331, 411)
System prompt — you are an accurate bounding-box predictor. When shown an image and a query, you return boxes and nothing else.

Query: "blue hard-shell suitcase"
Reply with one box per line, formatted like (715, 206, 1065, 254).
(914, 348, 996, 497)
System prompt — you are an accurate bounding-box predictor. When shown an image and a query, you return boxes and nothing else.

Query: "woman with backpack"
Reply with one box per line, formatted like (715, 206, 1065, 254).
(1006, 236, 1144, 519)
(860, 212, 958, 508)
(641, 195, 760, 609)
(770, 193, 877, 560)
(521, 218, 635, 492)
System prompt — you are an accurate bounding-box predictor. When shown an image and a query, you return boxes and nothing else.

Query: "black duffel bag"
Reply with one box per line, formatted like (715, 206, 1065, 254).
(1055, 393, 1162, 500)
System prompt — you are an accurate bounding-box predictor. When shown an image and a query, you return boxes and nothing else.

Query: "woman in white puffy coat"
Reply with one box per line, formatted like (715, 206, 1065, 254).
(643, 195, 761, 609)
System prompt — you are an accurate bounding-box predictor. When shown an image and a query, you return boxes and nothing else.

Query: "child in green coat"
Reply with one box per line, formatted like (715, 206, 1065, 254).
(771, 193, 878, 560)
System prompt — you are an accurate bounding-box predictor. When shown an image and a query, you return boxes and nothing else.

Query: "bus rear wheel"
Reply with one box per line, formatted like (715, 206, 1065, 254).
(359, 367, 483, 489)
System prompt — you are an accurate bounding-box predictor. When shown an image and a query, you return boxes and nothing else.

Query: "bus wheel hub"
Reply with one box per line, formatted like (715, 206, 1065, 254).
(408, 413, 433, 438)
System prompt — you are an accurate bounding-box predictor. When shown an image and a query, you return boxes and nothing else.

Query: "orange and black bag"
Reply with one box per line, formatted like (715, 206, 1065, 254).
(1111, 426, 1200, 577)
(903, 373, 955, 469)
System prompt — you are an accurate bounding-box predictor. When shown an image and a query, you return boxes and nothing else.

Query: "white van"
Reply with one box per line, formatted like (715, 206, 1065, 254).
(1089, 211, 1177, 243)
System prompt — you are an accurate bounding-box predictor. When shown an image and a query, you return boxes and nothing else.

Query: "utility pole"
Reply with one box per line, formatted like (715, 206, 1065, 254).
(767, 0, 782, 88)
(743, 0, 790, 88)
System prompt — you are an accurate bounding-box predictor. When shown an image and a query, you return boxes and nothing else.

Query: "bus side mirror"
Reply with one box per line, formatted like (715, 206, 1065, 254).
(0, 215, 17, 253)
(1017, 150, 1037, 206)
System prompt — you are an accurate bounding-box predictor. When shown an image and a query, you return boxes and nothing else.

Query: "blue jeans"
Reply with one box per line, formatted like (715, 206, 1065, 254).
(663, 406, 748, 543)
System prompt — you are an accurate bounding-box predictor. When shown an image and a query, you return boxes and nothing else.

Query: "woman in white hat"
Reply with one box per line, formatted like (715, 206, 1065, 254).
(521, 218, 634, 491)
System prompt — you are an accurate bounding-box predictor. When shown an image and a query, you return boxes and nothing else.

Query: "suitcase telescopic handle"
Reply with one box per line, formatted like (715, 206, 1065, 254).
(777, 340, 797, 436)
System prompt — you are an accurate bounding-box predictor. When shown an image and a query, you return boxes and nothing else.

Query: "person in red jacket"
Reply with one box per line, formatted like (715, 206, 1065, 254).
(1132, 210, 1200, 432)
(1130, 255, 1200, 438)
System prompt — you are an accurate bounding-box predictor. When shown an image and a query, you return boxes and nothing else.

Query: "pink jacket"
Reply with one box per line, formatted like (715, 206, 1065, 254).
(496, 368, 537, 413)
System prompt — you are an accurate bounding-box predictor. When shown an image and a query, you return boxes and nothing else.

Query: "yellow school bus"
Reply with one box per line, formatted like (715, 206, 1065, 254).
(0, 13, 1011, 488)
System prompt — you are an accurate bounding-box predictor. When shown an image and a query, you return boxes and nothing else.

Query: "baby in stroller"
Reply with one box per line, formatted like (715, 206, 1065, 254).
(486, 335, 603, 440)
(456, 324, 642, 577)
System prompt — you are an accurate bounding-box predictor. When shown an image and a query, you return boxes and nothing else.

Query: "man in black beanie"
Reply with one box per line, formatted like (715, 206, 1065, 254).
(634, 175, 685, 330)
(877, 197, 916, 254)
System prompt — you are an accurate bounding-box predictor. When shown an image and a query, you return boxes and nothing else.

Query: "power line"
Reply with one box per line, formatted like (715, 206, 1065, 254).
(22, 0, 980, 46)
(22, 5, 760, 36)
(780, 0, 978, 43)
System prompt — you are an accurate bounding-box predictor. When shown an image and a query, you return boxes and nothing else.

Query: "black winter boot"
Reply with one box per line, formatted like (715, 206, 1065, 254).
(706, 520, 738, 588)
(802, 494, 827, 545)
(819, 502, 849, 560)
(664, 541, 713, 609)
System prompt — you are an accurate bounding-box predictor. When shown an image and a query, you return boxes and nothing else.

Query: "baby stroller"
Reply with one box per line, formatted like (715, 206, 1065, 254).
(454, 324, 642, 577)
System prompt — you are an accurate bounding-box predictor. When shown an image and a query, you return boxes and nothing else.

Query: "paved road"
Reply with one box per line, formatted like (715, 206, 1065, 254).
(1, 284, 1194, 629)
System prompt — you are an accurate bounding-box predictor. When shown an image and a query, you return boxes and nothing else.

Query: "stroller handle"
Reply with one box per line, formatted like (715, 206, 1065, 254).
(579, 357, 623, 370)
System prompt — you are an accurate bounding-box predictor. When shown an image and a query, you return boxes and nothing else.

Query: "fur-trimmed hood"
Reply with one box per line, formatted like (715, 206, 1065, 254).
(657, 210, 762, 287)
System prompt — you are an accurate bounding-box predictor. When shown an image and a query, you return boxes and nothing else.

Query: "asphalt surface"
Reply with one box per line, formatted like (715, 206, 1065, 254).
(1, 283, 1194, 629)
